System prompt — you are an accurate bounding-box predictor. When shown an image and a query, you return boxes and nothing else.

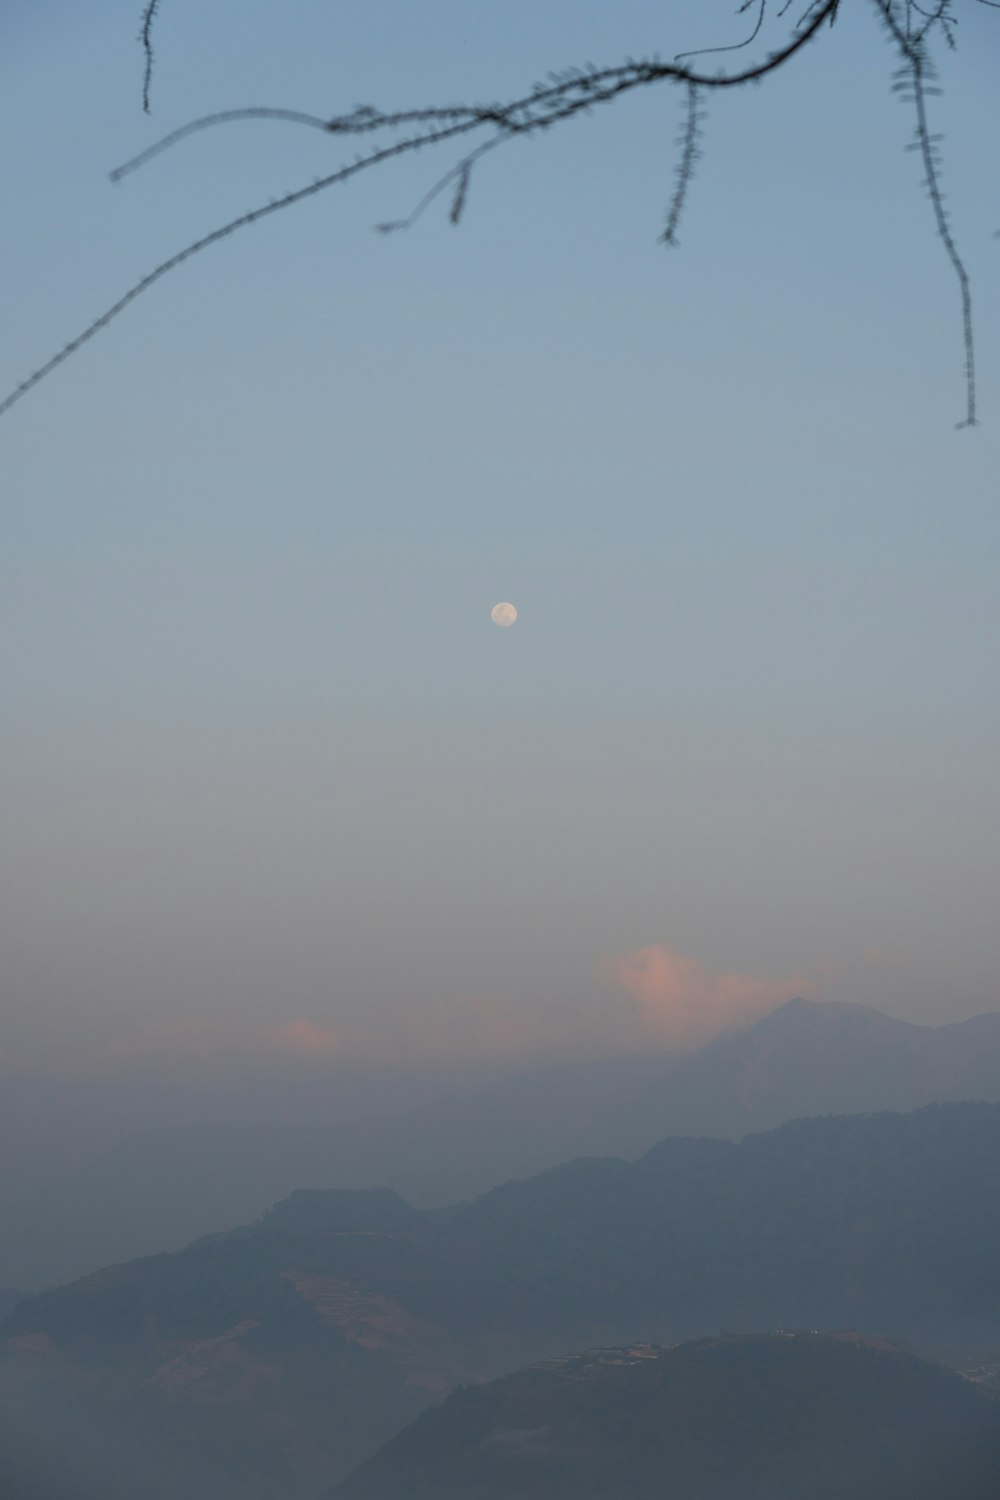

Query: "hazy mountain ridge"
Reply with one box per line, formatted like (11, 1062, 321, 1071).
(3, 1101, 1000, 1497)
(330, 1334, 1000, 1500)
(641, 1000, 1000, 1135)
(288, 999, 1000, 1200)
(4, 998, 999, 1289)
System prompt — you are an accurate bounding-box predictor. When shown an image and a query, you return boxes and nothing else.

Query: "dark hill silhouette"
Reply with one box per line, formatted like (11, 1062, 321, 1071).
(2, 1102, 1000, 1497)
(331, 1334, 1000, 1500)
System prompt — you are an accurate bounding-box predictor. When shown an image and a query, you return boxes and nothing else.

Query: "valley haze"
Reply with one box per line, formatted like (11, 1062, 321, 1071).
(3, 1101, 1000, 1499)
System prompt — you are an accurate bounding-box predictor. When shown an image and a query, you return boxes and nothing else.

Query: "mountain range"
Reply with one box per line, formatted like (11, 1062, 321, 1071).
(2, 1100, 999, 1498)
(3, 997, 999, 1289)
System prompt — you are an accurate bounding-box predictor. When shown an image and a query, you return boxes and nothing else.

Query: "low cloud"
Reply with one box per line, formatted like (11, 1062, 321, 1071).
(98, 945, 813, 1076)
(102, 1004, 551, 1073)
(608, 943, 813, 1052)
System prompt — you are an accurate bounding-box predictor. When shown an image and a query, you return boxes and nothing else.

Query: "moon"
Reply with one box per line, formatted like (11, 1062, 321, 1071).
(490, 601, 518, 628)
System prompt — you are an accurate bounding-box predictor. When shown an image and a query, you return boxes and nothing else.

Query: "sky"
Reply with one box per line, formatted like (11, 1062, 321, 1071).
(2, 0, 1000, 1088)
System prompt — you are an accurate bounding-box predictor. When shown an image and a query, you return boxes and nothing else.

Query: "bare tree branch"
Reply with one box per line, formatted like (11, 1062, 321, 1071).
(0, 0, 842, 421)
(910, 51, 976, 425)
(111, 109, 342, 184)
(871, 2, 976, 424)
(1, 0, 991, 426)
(140, 1, 160, 115)
(662, 83, 704, 247)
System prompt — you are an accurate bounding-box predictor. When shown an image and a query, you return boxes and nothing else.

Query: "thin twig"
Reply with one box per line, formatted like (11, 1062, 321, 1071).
(910, 50, 976, 425)
(140, 1, 160, 115)
(662, 83, 703, 247)
(113, 109, 341, 182)
(376, 137, 502, 234)
(676, 0, 768, 63)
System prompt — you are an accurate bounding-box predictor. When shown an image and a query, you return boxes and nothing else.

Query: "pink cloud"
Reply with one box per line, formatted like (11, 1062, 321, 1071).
(103, 1003, 561, 1074)
(103, 1002, 555, 1072)
(95, 946, 813, 1077)
(608, 943, 813, 1051)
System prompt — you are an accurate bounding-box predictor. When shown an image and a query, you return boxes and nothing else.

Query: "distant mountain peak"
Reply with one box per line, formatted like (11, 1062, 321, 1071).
(751, 996, 912, 1032)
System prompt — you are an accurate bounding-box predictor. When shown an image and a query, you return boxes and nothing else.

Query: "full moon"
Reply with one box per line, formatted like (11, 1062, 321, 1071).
(490, 601, 518, 628)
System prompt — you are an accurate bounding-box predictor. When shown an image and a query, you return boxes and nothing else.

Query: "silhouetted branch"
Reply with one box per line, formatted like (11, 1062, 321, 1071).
(676, 0, 769, 63)
(0, 0, 843, 420)
(871, 2, 976, 424)
(449, 161, 473, 225)
(0, 116, 488, 421)
(112, 109, 341, 183)
(375, 137, 502, 234)
(140, 1, 160, 115)
(662, 83, 704, 247)
(909, 52, 976, 425)
(1, 0, 992, 424)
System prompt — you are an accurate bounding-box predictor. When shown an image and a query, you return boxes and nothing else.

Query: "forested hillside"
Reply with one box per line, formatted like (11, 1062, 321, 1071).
(332, 1334, 1000, 1500)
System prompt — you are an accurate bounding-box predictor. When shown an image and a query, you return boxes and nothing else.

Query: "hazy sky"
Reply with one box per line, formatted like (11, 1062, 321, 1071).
(3, 1, 1000, 1080)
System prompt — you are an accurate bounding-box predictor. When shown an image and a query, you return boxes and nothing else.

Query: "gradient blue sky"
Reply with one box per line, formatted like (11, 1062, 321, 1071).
(3, 1, 999, 1075)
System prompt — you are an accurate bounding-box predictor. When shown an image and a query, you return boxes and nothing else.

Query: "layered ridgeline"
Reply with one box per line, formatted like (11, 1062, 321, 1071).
(5, 999, 1000, 1290)
(332, 1334, 1000, 1500)
(2, 1103, 1000, 1498)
